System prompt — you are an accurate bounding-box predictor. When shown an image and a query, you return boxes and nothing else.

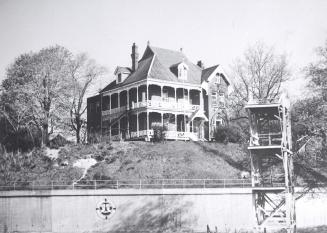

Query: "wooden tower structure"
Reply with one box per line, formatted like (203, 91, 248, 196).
(246, 95, 296, 233)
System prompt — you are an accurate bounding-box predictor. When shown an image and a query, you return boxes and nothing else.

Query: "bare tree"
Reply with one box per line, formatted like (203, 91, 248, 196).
(68, 53, 106, 143)
(229, 42, 289, 121)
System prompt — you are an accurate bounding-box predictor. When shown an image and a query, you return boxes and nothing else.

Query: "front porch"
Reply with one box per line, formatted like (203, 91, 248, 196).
(105, 111, 206, 141)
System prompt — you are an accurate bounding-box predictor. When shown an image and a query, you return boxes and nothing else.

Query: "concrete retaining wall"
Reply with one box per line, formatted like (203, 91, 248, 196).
(0, 188, 326, 233)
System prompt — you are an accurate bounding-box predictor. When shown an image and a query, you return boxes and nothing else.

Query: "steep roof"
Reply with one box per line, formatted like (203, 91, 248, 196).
(147, 46, 202, 85)
(201, 65, 219, 82)
(201, 65, 230, 85)
(115, 66, 132, 74)
(100, 45, 219, 93)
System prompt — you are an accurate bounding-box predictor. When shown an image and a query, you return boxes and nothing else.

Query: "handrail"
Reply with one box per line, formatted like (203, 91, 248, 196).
(0, 178, 252, 191)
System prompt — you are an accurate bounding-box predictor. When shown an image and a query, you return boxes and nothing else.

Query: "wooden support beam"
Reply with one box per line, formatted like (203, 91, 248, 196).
(275, 153, 283, 160)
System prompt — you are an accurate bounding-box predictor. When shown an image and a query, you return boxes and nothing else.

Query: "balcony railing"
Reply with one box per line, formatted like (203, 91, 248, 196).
(124, 130, 198, 141)
(102, 100, 200, 116)
(249, 133, 282, 147)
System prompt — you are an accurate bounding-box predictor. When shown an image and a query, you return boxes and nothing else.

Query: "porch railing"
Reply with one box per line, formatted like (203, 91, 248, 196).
(123, 130, 198, 140)
(102, 101, 200, 116)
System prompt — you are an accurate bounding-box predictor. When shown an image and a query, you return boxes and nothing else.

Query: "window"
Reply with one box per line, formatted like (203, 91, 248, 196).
(218, 93, 225, 107)
(211, 92, 217, 106)
(96, 102, 100, 113)
(177, 63, 188, 80)
(215, 74, 221, 84)
(117, 73, 122, 83)
(216, 119, 222, 127)
(89, 103, 94, 113)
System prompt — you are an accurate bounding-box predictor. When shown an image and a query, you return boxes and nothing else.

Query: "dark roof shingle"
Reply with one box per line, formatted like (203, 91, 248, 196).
(100, 45, 221, 93)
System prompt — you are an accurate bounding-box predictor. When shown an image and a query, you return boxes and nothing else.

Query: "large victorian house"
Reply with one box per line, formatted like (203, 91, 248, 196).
(87, 43, 230, 141)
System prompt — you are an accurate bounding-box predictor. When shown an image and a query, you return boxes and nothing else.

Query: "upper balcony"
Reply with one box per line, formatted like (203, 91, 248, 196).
(102, 100, 200, 117)
(102, 84, 202, 117)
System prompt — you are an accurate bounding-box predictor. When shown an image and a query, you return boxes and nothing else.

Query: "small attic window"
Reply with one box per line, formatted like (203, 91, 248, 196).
(117, 73, 122, 83)
(178, 63, 188, 80)
(215, 73, 221, 84)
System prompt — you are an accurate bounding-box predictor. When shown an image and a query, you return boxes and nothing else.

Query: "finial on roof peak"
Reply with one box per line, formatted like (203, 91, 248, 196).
(147, 40, 150, 46)
(180, 47, 183, 52)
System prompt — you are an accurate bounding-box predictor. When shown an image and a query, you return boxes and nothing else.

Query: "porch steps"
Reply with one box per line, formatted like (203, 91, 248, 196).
(188, 133, 199, 142)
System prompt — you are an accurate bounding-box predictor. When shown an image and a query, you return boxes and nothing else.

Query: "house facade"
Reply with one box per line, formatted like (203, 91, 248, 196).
(87, 43, 230, 141)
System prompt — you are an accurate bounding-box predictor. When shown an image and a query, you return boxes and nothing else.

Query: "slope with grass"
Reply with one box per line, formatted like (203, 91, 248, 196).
(82, 141, 250, 181)
(0, 141, 251, 186)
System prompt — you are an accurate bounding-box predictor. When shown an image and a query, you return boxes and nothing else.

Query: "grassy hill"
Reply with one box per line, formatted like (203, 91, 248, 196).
(2, 140, 326, 188)
(0, 141, 250, 186)
(81, 141, 250, 181)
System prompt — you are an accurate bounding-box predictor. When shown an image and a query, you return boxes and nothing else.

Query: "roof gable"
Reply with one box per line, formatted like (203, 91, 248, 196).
(147, 46, 202, 85)
(100, 44, 225, 93)
(202, 65, 230, 86)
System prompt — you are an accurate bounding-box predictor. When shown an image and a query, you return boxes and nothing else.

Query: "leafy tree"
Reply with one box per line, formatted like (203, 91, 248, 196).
(293, 40, 327, 160)
(1, 45, 72, 146)
(67, 53, 106, 143)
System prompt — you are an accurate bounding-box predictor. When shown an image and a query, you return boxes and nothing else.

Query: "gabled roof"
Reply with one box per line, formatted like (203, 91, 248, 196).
(114, 66, 132, 74)
(100, 45, 221, 93)
(148, 46, 202, 85)
(201, 65, 230, 86)
(201, 65, 219, 82)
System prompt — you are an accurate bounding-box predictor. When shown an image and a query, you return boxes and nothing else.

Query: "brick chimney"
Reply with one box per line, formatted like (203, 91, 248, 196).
(131, 43, 139, 72)
(197, 60, 204, 69)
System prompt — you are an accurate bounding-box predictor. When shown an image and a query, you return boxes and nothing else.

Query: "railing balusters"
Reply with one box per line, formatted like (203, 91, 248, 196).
(0, 178, 258, 191)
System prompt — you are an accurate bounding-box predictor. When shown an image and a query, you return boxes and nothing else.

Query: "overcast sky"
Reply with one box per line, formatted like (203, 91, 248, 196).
(0, 0, 327, 98)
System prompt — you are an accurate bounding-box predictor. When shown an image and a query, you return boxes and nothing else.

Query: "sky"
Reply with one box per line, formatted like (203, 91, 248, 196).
(0, 0, 327, 98)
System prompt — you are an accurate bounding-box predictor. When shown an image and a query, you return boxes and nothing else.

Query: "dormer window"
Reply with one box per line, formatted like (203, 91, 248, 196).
(215, 73, 221, 84)
(177, 63, 188, 80)
(114, 66, 131, 84)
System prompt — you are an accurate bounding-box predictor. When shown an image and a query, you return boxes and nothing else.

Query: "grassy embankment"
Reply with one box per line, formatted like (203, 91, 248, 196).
(0, 141, 250, 185)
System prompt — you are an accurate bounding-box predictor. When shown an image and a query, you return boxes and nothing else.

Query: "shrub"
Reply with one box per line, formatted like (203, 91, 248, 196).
(152, 125, 167, 142)
(214, 124, 247, 144)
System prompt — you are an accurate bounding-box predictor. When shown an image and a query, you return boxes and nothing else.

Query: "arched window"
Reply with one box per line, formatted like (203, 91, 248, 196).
(178, 63, 188, 80)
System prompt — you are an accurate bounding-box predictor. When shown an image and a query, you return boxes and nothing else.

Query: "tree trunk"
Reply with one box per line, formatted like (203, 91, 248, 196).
(76, 116, 81, 144)
(42, 122, 49, 146)
(76, 125, 81, 144)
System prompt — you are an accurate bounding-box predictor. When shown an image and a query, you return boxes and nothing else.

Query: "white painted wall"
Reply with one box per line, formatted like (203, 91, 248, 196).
(0, 188, 326, 233)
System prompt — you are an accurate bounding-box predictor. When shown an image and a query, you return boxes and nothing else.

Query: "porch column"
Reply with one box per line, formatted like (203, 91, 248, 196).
(127, 115, 130, 136)
(109, 119, 111, 137)
(147, 84, 149, 101)
(161, 113, 163, 127)
(175, 113, 177, 141)
(161, 85, 163, 101)
(146, 111, 149, 131)
(137, 112, 139, 137)
(127, 89, 129, 110)
(118, 120, 121, 139)
(109, 94, 112, 114)
(201, 121, 205, 139)
(109, 94, 111, 110)
(187, 89, 190, 105)
(200, 89, 203, 109)
(118, 91, 120, 108)
(174, 88, 177, 103)
(137, 86, 139, 104)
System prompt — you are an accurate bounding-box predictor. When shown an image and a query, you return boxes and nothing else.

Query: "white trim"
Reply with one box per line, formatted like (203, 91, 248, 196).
(147, 54, 156, 77)
(147, 78, 201, 90)
(205, 66, 230, 86)
(102, 79, 147, 96)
